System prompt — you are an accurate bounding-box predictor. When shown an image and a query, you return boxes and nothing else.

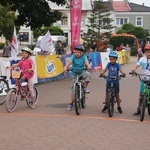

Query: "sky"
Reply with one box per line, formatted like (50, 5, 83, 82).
(129, 0, 150, 7)
(103, 0, 150, 7)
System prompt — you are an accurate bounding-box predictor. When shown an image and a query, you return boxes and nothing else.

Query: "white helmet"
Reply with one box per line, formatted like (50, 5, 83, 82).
(21, 47, 33, 54)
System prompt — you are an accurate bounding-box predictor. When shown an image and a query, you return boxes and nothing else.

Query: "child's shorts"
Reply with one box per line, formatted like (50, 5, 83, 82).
(106, 82, 120, 94)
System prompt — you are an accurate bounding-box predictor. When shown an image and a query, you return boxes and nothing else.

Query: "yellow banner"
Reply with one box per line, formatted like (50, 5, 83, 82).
(36, 55, 64, 78)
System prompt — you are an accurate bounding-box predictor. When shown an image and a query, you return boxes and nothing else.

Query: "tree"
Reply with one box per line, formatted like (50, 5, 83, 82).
(33, 26, 64, 39)
(0, 0, 66, 30)
(83, 0, 114, 51)
(117, 23, 149, 42)
(0, 5, 17, 40)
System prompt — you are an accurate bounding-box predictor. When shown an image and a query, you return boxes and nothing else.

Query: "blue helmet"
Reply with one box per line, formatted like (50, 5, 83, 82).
(74, 44, 85, 52)
(109, 51, 118, 58)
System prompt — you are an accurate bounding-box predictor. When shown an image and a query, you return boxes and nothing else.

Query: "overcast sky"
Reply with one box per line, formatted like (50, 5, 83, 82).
(129, 0, 150, 7)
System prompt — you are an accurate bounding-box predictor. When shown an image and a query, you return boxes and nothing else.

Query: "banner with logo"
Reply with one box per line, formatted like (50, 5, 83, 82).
(70, 0, 82, 53)
(36, 55, 64, 83)
(40, 30, 54, 55)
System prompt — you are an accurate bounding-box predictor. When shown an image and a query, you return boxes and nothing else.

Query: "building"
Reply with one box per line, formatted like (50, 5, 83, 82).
(19, 0, 150, 45)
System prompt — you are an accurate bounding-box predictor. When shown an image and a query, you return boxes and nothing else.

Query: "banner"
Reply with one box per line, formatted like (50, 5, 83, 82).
(11, 26, 18, 59)
(70, 0, 82, 53)
(40, 30, 54, 55)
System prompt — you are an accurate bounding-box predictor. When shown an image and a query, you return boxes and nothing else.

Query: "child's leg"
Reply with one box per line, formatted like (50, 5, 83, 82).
(28, 77, 35, 103)
(115, 93, 121, 107)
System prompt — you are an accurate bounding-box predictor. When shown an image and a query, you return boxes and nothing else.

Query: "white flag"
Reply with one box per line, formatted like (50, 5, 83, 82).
(11, 26, 18, 58)
(40, 30, 54, 55)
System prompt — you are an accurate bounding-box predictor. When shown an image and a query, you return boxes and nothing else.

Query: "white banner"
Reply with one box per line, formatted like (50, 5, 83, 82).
(40, 30, 54, 55)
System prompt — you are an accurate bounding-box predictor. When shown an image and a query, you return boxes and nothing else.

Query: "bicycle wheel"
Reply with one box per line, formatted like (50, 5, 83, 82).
(140, 94, 146, 122)
(81, 86, 86, 108)
(74, 85, 81, 115)
(0, 79, 9, 105)
(5, 88, 18, 113)
(26, 86, 39, 107)
(108, 92, 114, 117)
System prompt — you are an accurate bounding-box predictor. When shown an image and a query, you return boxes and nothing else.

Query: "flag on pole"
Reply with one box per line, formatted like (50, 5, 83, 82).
(40, 30, 54, 55)
(11, 26, 18, 59)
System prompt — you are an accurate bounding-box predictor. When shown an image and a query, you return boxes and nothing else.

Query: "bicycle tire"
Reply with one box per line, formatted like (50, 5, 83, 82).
(81, 86, 86, 108)
(5, 88, 18, 113)
(74, 85, 81, 115)
(0, 79, 9, 105)
(26, 86, 39, 107)
(140, 94, 146, 122)
(108, 92, 114, 117)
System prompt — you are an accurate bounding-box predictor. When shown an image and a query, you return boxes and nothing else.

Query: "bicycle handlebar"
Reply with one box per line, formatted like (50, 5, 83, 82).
(99, 74, 125, 80)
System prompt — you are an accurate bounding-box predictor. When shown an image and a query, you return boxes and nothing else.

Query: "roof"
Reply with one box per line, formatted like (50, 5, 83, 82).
(129, 2, 150, 12)
(112, 1, 131, 12)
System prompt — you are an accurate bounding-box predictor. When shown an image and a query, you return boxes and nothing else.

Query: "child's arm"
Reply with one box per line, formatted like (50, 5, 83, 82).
(7, 63, 19, 69)
(28, 64, 35, 71)
(119, 68, 125, 74)
(132, 64, 140, 72)
(64, 59, 72, 72)
(85, 60, 91, 70)
(100, 68, 108, 75)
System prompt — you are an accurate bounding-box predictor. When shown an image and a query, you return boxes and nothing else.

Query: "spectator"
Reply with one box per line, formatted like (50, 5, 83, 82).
(90, 42, 98, 52)
(2, 40, 11, 57)
(119, 43, 124, 51)
(106, 45, 113, 52)
(125, 44, 131, 63)
(55, 40, 65, 55)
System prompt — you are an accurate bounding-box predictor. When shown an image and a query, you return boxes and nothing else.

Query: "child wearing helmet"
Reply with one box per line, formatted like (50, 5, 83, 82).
(7, 47, 36, 109)
(64, 44, 91, 111)
(132, 44, 150, 115)
(100, 51, 125, 113)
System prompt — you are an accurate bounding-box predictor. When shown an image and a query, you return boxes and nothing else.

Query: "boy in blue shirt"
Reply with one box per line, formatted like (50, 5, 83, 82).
(100, 51, 125, 113)
(64, 44, 91, 111)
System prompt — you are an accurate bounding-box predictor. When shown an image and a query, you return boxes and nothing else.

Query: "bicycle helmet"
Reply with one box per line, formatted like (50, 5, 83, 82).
(109, 51, 118, 58)
(74, 44, 85, 52)
(21, 47, 33, 54)
(144, 44, 150, 51)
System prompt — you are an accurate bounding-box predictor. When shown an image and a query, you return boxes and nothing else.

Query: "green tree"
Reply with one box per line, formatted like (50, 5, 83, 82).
(0, 0, 66, 30)
(33, 26, 64, 39)
(83, 0, 114, 51)
(0, 5, 17, 40)
(117, 23, 149, 42)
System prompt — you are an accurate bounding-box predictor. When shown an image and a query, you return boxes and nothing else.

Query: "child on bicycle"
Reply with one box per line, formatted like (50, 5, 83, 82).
(64, 44, 91, 111)
(7, 47, 36, 109)
(100, 51, 125, 114)
(132, 44, 150, 115)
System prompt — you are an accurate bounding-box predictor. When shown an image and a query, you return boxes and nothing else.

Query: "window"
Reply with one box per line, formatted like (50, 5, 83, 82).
(19, 32, 29, 42)
(61, 16, 68, 25)
(136, 17, 143, 26)
(116, 18, 128, 25)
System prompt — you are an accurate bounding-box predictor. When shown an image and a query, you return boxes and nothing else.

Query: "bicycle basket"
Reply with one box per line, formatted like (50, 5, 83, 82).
(11, 70, 22, 79)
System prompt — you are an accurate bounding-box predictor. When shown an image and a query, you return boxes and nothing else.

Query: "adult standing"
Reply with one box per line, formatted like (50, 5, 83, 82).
(90, 42, 98, 52)
(2, 40, 11, 57)
(55, 40, 65, 55)
(125, 44, 131, 63)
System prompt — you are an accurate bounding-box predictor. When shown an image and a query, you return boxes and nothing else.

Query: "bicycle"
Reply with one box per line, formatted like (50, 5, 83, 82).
(67, 68, 87, 115)
(0, 75, 10, 105)
(99, 74, 125, 117)
(5, 70, 39, 112)
(129, 71, 150, 122)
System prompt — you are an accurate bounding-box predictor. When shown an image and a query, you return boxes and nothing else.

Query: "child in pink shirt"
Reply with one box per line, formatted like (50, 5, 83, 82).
(7, 47, 36, 109)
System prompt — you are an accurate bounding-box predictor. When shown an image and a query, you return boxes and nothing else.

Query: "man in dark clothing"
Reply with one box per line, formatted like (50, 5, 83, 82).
(90, 42, 98, 52)
(3, 40, 11, 57)
(55, 40, 65, 55)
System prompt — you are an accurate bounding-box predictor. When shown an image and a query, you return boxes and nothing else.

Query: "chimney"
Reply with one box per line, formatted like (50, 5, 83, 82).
(142, 3, 144, 6)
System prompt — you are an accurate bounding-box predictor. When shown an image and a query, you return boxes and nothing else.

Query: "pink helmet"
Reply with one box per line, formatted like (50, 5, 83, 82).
(144, 44, 150, 51)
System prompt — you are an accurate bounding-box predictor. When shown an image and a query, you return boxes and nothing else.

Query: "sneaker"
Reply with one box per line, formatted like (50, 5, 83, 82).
(133, 107, 141, 116)
(67, 103, 73, 111)
(84, 88, 90, 94)
(117, 106, 123, 114)
(102, 105, 108, 112)
(31, 104, 36, 109)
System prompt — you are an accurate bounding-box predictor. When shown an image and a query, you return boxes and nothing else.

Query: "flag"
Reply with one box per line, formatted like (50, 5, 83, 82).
(70, 0, 82, 53)
(11, 26, 18, 58)
(40, 30, 54, 55)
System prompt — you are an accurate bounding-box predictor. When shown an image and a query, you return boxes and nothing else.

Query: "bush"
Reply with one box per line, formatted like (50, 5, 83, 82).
(0, 43, 5, 49)
(130, 46, 138, 56)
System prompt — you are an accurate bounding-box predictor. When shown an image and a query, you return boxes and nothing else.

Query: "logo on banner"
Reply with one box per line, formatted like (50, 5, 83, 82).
(73, 16, 79, 26)
(45, 58, 56, 76)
